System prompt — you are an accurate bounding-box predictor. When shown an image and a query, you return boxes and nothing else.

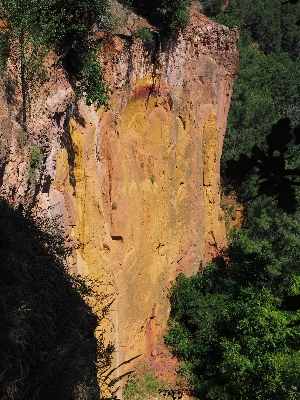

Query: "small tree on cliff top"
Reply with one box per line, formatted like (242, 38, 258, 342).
(0, 0, 111, 132)
(0, 0, 53, 131)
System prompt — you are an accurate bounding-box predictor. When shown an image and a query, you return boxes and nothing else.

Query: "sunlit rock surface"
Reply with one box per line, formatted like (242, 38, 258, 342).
(0, 1, 238, 392)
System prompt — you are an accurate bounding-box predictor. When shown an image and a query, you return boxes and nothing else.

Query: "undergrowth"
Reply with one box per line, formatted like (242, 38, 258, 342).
(124, 364, 164, 399)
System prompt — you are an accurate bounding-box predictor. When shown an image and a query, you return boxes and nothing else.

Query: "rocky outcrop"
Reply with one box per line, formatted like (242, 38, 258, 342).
(0, 1, 238, 393)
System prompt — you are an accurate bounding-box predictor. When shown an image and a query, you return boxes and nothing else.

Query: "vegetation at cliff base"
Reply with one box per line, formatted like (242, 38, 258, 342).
(166, 174, 300, 398)
(124, 365, 160, 400)
(166, 261, 300, 399)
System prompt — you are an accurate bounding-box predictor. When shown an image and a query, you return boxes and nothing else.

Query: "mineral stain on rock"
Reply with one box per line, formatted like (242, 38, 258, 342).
(0, 1, 238, 392)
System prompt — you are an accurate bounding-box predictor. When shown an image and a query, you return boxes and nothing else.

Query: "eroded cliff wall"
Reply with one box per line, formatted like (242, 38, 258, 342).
(0, 1, 238, 390)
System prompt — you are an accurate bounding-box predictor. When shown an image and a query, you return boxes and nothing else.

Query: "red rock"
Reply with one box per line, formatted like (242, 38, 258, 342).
(0, 2, 238, 395)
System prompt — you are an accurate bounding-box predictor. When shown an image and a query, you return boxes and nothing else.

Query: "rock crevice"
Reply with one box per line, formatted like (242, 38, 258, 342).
(0, 1, 238, 389)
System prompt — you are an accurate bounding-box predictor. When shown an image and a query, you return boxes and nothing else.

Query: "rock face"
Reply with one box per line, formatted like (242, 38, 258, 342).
(0, 1, 238, 392)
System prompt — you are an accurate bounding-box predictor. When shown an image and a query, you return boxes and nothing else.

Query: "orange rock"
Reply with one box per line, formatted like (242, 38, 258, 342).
(0, 2, 238, 396)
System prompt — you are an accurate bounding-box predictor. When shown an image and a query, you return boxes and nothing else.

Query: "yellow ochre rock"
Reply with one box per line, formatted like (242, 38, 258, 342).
(0, 2, 238, 394)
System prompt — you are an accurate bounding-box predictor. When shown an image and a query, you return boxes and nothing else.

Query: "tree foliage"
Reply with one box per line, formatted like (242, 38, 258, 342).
(203, 0, 300, 57)
(120, 0, 192, 34)
(201, 0, 300, 176)
(134, 27, 155, 44)
(66, 47, 112, 110)
(166, 258, 300, 399)
(221, 34, 300, 166)
(213, 0, 300, 215)
(225, 118, 300, 213)
(0, 0, 111, 131)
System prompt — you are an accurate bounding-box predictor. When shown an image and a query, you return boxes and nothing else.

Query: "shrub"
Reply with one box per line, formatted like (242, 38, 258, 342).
(135, 27, 154, 44)
(29, 145, 43, 167)
(124, 365, 161, 399)
(165, 262, 300, 399)
(26, 166, 37, 181)
(124, 0, 192, 34)
(71, 48, 112, 111)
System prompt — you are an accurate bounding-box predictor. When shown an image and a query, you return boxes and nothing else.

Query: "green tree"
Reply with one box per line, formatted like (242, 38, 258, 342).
(203, 0, 300, 57)
(0, 0, 111, 131)
(0, 0, 54, 130)
(165, 262, 300, 399)
(225, 118, 300, 213)
(201, 0, 300, 176)
(221, 37, 300, 167)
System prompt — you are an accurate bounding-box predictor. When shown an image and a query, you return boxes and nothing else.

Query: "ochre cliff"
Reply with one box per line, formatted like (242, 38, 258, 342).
(0, 1, 238, 393)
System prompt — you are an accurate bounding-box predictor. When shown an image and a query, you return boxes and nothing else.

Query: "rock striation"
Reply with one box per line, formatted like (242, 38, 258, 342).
(0, 1, 238, 392)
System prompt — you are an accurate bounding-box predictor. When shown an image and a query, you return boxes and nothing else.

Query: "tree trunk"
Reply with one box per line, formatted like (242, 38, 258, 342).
(20, 28, 27, 132)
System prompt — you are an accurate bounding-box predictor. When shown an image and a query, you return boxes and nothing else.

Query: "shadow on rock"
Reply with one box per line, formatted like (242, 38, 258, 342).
(0, 198, 113, 400)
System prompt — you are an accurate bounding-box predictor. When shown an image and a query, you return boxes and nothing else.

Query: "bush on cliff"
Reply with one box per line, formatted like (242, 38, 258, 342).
(0, 199, 114, 399)
(119, 0, 192, 34)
